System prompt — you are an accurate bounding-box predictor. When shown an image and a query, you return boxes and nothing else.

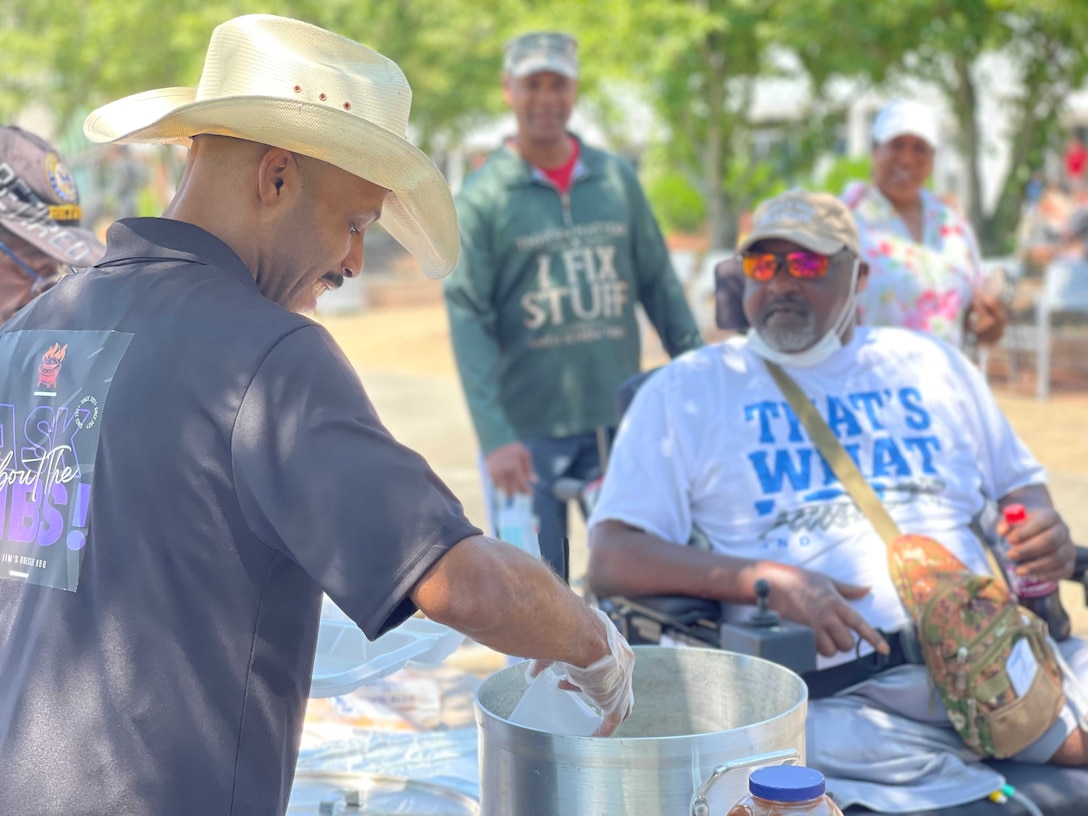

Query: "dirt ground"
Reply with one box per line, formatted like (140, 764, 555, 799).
(316, 298, 1088, 635)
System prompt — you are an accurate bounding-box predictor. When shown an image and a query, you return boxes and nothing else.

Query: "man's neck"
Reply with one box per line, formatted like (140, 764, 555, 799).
(511, 133, 574, 170)
(162, 147, 259, 276)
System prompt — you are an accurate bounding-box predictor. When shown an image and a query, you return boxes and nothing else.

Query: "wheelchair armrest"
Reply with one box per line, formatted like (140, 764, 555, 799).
(600, 592, 820, 676)
(1074, 545, 1088, 606)
(607, 594, 723, 628)
(1073, 545, 1088, 581)
(598, 593, 724, 650)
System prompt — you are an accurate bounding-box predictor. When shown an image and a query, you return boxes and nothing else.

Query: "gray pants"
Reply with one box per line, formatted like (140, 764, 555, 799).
(807, 636, 1088, 813)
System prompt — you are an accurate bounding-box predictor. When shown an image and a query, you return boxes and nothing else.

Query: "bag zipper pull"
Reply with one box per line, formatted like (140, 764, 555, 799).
(956, 647, 970, 693)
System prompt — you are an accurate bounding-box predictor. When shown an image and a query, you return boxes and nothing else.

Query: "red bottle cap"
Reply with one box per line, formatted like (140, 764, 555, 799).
(1003, 503, 1027, 524)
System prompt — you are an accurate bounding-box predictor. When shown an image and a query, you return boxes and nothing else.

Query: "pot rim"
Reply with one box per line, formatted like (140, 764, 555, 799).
(474, 646, 809, 742)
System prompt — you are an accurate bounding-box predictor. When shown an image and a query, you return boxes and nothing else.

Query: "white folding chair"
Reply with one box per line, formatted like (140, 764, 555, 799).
(1035, 257, 1088, 399)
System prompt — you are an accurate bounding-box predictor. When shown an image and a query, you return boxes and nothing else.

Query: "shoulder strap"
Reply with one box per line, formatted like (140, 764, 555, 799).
(765, 361, 901, 547)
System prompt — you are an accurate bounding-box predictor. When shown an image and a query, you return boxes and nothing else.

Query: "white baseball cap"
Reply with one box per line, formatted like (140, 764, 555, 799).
(871, 100, 939, 150)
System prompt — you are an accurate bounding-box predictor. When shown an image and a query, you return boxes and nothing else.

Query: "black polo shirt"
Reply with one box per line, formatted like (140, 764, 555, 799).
(0, 218, 480, 815)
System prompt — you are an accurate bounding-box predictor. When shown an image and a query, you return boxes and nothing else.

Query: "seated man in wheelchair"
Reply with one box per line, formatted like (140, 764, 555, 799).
(586, 189, 1088, 810)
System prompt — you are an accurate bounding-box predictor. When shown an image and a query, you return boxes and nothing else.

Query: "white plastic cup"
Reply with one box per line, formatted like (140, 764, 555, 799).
(508, 665, 602, 736)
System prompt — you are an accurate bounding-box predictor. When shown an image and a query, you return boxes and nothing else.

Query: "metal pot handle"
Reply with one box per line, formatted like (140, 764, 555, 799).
(690, 748, 801, 816)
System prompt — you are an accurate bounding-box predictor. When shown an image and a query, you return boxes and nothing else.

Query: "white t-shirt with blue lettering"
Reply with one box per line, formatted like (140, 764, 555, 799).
(590, 326, 1044, 668)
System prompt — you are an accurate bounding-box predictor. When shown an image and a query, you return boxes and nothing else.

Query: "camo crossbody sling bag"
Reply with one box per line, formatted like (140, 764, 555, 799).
(767, 361, 1064, 758)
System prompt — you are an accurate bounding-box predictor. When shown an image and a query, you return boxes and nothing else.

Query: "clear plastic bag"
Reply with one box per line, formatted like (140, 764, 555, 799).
(495, 491, 541, 560)
(508, 665, 602, 736)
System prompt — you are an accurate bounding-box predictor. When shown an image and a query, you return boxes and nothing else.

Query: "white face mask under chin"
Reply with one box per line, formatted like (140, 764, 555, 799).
(746, 257, 860, 369)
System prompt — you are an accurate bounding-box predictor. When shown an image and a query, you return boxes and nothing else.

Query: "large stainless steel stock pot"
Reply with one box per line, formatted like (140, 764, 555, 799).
(476, 646, 808, 815)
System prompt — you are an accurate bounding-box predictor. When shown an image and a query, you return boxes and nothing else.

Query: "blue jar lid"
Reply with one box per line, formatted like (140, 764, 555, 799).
(749, 766, 826, 802)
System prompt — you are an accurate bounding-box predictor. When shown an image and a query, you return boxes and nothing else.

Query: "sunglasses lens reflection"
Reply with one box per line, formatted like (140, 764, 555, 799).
(788, 252, 829, 278)
(741, 251, 830, 280)
(742, 254, 778, 281)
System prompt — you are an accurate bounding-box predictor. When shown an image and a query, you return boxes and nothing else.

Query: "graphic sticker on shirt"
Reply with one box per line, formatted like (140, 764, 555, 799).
(0, 330, 132, 592)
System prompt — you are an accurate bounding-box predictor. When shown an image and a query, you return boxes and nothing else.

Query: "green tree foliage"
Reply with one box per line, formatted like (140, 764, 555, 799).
(0, 1, 244, 127)
(0, 0, 525, 154)
(545, 0, 852, 248)
(4, 0, 1086, 253)
(811, 155, 873, 198)
(643, 168, 707, 235)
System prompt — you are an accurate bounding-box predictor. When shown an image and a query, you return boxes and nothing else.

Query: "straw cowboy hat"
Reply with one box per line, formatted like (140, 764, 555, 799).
(83, 14, 458, 278)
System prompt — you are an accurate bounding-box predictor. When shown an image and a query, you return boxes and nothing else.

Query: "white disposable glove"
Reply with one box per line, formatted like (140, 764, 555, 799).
(527, 607, 635, 736)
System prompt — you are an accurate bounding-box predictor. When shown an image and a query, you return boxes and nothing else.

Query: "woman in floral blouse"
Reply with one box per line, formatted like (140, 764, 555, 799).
(843, 100, 1006, 350)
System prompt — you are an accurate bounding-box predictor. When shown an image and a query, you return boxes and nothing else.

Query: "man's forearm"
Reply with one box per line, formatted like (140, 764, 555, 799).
(587, 520, 795, 605)
(410, 535, 609, 669)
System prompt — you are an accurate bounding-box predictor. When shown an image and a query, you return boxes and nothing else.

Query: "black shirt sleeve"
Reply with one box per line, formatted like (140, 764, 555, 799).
(230, 325, 481, 639)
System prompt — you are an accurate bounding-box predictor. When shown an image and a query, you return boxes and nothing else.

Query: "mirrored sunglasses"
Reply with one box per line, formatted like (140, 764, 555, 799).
(740, 250, 830, 281)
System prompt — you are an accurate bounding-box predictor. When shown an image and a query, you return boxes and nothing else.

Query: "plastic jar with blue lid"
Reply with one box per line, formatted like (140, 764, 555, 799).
(727, 765, 843, 816)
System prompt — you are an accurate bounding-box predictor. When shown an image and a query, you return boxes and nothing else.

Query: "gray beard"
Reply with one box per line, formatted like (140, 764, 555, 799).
(758, 305, 819, 352)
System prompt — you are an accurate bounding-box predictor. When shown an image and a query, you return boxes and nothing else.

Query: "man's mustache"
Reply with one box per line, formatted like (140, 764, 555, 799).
(321, 271, 345, 290)
(759, 296, 812, 321)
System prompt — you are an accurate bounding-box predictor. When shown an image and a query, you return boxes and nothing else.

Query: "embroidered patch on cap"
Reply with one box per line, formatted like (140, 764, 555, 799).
(757, 199, 816, 227)
(44, 153, 78, 204)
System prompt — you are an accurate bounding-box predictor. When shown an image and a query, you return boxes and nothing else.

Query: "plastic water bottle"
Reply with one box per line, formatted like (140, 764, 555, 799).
(495, 491, 541, 560)
(727, 766, 843, 816)
(999, 504, 1071, 642)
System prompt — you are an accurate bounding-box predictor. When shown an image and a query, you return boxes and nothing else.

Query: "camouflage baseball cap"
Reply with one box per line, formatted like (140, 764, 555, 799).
(504, 32, 578, 79)
(739, 189, 860, 257)
(0, 125, 105, 266)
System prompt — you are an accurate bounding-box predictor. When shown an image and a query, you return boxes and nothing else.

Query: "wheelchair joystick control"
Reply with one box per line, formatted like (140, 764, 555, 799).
(719, 578, 818, 675)
(747, 579, 781, 628)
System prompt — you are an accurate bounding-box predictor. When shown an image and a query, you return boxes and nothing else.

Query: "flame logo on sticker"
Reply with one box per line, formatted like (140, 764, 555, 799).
(37, 343, 68, 390)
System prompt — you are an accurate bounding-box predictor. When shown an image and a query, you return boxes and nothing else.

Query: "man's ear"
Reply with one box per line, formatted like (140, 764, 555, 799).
(256, 147, 299, 206)
(856, 260, 870, 294)
(501, 74, 514, 107)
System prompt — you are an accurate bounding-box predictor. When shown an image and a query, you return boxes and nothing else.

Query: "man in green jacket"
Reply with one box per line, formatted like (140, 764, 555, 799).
(444, 31, 702, 578)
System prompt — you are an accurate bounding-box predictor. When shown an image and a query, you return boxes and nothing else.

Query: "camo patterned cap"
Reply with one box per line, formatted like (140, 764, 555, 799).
(0, 125, 105, 266)
(504, 32, 578, 79)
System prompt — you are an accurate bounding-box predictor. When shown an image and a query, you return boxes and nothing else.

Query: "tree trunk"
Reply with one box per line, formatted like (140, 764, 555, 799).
(703, 43, 728, 249)
(979, 31, 1075, 255)
(977, 97, 1041, 254)
(706, 111, 728, 249)
(951, 53, 984, 236)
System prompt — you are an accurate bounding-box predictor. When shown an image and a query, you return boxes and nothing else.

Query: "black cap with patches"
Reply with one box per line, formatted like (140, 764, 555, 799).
(0, 125, 105, 266)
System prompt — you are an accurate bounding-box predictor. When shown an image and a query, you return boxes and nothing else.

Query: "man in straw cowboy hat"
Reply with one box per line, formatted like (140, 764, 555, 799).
(0, 15, 634, 815)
